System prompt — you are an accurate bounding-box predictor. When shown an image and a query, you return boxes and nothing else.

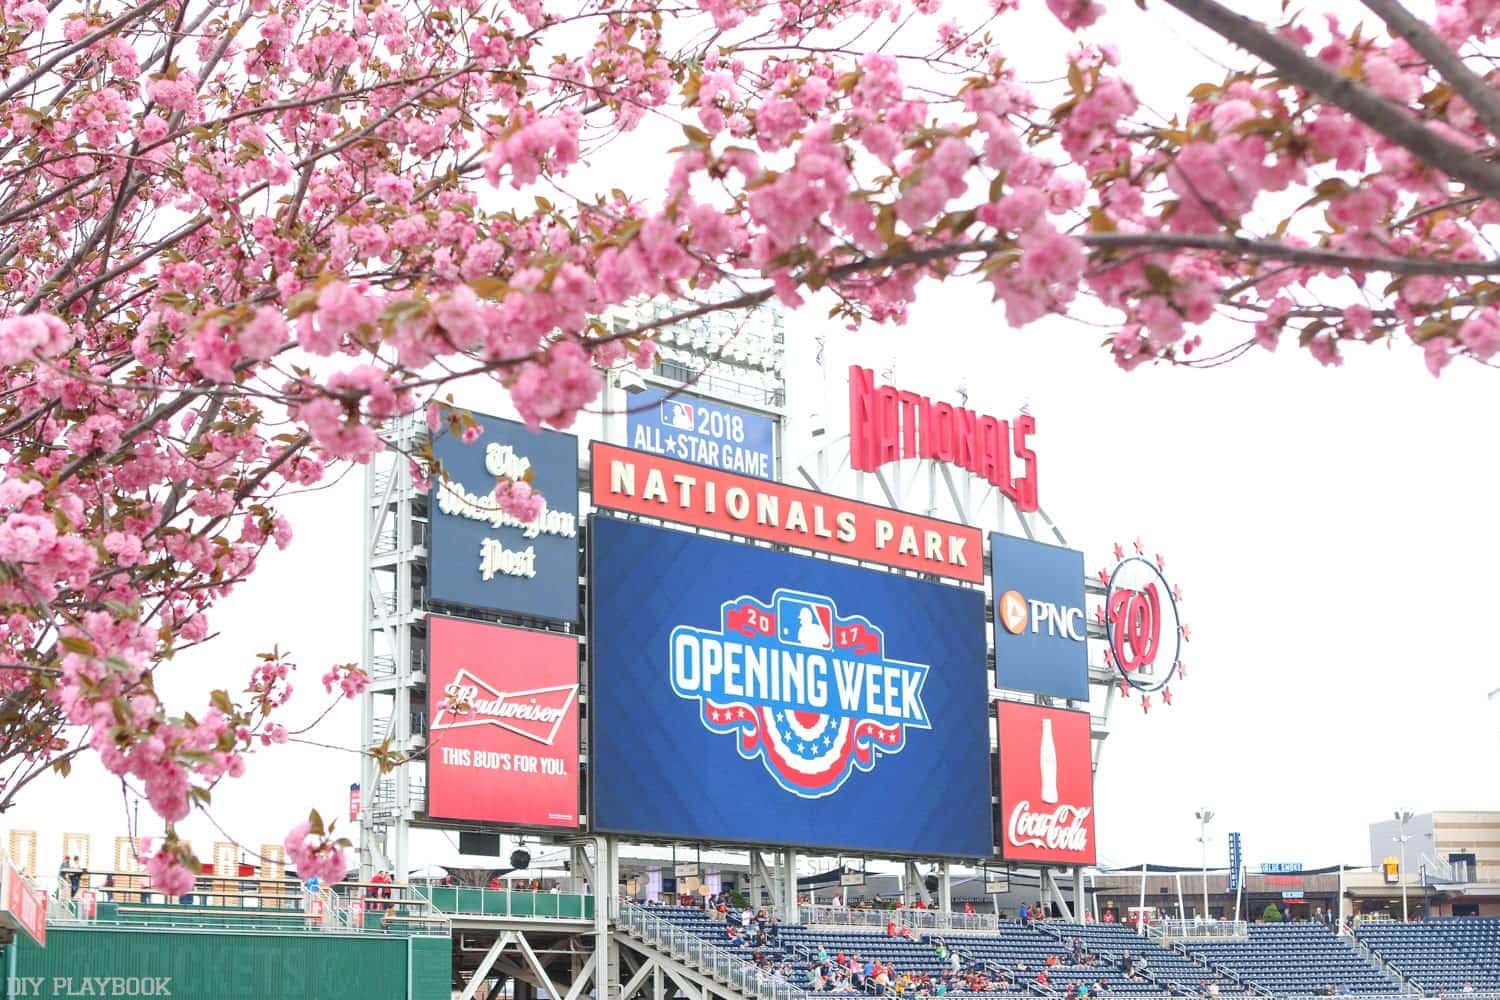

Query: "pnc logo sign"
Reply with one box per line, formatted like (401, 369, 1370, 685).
(998, 589, 1084, 641)
(990, 533, 1089, 701)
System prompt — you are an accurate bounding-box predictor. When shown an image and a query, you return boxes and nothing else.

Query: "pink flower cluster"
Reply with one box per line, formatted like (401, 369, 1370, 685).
(284, 821, 349, 885)
(320, 664, 371, 699)
(141, 840, 197, 899)
(494, 479, 546, 521)
(0, 313, 72, 365)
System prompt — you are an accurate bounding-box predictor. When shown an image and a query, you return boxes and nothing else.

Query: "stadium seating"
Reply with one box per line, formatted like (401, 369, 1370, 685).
(1031, 922, 1245, 995)
(952, 921, 1181, 995)
(1355, 918, 1500, 993)
(646, 904, 799, 970)
(1181, 923, 1401, 996)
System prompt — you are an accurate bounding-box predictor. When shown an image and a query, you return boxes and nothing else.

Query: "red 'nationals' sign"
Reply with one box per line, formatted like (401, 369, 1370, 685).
(426, 616, 580, 828)
(996, 702, 1096, 865)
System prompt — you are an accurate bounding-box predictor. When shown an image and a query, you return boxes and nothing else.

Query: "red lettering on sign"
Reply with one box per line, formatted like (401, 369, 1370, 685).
(848, 366, 1038, 510)
(591, 443, 983, 584)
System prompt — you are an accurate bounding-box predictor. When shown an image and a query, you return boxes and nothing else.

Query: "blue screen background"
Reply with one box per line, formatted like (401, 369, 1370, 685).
(590, 516, 992, 857)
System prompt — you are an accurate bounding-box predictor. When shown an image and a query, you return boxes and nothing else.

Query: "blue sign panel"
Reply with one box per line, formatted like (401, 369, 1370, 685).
(1260, 862, 1303, 874)
(990, 534, 1089, 700)
(626, 387, 775, 478)
(590, 515, 991, 857)
(428, 412, 579, 623)
(1229, 832, 1243, 891)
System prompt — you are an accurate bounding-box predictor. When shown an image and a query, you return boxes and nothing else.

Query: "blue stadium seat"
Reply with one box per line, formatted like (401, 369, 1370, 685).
(1181, 923, 1401, 996)
(1355, 917, 1500, 993)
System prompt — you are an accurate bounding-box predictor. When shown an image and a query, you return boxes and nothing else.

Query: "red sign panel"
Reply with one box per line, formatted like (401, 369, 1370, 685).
(996, 702, 1096, 866)
(2, 859, 46, 946)
(426, 617, 580, 828)
(849, 366, 1038, 511)
(590, 442, 983, 583)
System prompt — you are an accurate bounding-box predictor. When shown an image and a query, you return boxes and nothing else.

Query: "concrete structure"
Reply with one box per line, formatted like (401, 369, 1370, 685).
(1368, 811, 1500, 885)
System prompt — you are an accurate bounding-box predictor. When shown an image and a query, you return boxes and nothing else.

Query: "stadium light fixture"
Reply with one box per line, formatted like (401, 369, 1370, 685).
(616, 369, 647, 395)
(1393, 809, 1414, 922)
(1196, 808, 1215, 920)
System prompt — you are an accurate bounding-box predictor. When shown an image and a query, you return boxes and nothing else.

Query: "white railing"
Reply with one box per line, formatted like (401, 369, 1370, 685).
(798, 905, 891, 929)
(1151, 918, 1249, 941)
(616, 899, 810, 1000)
(797, 905, 998, 934)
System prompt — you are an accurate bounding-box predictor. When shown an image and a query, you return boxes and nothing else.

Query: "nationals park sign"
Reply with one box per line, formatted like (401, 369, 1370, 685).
(590, 443, 982, 583)
(849, 366, 1039, 512)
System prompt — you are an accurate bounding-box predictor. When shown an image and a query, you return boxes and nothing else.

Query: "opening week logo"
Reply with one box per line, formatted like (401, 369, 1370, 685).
(669, 589, 930, 799)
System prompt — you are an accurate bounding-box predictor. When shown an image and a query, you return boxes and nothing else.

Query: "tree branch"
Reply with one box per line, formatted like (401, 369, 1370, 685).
(1162, 0, 1500, 201)
(1360, 0, 1500, 142)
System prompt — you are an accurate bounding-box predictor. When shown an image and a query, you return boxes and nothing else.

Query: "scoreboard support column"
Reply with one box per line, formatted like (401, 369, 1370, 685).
(593, 834, 616, 1000)
(781, 849, 799, 921)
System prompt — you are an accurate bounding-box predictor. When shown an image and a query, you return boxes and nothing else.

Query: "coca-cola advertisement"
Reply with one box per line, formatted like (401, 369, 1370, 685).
(426, 616, 580, 828)
(995, 701, 1096, 865)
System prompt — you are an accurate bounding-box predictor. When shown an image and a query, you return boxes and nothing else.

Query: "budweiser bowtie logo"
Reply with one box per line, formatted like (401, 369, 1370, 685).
(431, 668, 578, 746)
(1008, 801, 1092, 853)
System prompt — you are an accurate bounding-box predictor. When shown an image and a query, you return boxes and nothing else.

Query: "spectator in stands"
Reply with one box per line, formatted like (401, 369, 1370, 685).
(886, 919, 899, 937)
(1035, 971, 1050, 987)
(1046, 954, 1061, 968)
(1120, 950, 1134, 978)
(1462, 984, 1476, 995)
(949, 950, 961, 975)
(57, 856, 74, 901)
(1035, 899, 1046, 921)
(1093, 981, 1109, 995)
(1078, 983, 1090, 998)
(1103, 904, 1117, 924)
(489, 875, 501, 890)
(963, 903, 975, 915)
(1018, 902, 1031, 926)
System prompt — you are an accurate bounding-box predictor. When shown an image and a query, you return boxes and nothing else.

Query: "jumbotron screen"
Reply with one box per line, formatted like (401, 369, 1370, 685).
(588, 515, 992, 858)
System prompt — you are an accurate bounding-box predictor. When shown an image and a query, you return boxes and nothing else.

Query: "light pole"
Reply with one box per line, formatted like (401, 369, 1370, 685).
(1394, 810, 1414, 921)
(1196, 808, 1215, 919)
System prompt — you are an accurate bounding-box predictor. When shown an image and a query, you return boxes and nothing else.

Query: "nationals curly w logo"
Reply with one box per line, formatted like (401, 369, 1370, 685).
(669, 589, 930, 798)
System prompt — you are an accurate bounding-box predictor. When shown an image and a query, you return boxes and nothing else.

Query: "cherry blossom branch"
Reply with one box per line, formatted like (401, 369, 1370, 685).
(1162, 0, 1500, 200)
(1359, 0, 1500, 142)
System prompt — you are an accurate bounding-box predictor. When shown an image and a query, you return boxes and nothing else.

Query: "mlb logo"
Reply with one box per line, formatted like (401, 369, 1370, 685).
(663, 399, 695, 431)
(777, 595, 833, 650)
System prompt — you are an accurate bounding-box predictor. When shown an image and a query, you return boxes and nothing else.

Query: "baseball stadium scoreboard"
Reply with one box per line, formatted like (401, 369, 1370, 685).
(407, 364, 1182, 871)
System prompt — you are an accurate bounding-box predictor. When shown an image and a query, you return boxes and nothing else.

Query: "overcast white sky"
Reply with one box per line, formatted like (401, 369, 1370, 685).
(6, 0, 1497, 882)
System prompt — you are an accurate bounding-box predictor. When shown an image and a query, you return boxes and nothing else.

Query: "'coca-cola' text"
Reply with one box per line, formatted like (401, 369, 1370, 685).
(1007, 801, 1091, 853)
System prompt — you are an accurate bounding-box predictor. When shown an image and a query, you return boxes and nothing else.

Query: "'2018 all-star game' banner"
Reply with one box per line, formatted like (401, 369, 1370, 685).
(425, 616, 580, 829)
(588, 514, 992, 858)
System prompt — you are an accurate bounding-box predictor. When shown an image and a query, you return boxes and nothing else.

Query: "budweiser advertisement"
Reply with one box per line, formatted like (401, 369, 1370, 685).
(995, 701, 1096, 866)
(591, 442, 983, 583)
(1, 858, 46, 946)
(426, 616, 580, 829)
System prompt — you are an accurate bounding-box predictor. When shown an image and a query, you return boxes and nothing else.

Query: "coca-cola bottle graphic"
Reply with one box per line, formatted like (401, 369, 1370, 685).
(1040, 718, 1059, 804)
